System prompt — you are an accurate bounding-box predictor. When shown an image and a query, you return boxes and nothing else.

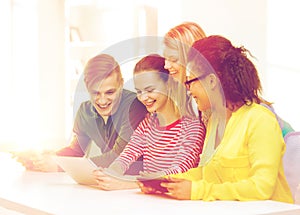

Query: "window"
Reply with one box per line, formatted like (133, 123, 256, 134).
(0, 0, 39, 150)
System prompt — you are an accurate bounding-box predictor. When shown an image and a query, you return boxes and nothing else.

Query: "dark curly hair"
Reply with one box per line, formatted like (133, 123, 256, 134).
(187, 35, 262, 105)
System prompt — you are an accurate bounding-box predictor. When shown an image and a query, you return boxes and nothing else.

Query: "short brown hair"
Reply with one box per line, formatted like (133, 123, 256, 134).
(84, 54, 122, 92)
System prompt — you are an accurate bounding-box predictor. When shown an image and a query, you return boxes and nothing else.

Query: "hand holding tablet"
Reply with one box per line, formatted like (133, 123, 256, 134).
(137, 177, 170, 193)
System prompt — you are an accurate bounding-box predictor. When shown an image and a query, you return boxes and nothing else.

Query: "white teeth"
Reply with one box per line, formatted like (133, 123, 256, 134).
(145, 100, 154, 106)
(99, 104, 109, 108)
(169, 71, 177, 75)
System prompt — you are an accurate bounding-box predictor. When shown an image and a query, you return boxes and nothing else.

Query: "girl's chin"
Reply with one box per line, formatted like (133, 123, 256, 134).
(147, 108, 155, 113)
(170, 73, 180, 81)
(146, 105, 157, 113)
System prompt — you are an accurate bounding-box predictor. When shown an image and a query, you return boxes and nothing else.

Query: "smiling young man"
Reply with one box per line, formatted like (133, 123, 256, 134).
(15, 54, 147, 173)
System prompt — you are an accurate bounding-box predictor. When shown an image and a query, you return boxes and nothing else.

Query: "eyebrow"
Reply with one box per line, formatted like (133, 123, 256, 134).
(166, 56, 178, 61)
(89, 89, 98, 94)
(104, 88, 118, 94)
(90, 87, 117, 94)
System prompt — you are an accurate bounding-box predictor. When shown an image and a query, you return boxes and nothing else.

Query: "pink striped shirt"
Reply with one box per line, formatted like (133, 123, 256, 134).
(114, 114, 205, 175)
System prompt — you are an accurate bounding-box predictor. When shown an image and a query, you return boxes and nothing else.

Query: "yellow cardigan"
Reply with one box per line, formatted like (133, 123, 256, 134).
(171, 103, 293, 203)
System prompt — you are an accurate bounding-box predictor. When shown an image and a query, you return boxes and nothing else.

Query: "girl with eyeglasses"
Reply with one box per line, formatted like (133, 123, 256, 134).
(140, 36, 293, 203)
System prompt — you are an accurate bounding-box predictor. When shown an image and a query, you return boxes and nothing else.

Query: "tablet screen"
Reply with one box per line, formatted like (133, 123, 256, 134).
(53, 156, 98, 185)
(137, 177, 169, 193)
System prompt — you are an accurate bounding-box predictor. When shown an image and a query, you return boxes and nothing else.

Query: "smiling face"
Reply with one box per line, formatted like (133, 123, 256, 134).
(134, 71, 169, 114)
(89, 72, 123, 118)
(163, 48, 186, 83)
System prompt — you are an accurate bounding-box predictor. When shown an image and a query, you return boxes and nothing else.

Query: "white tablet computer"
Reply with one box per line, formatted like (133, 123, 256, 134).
(53, 156, 98, 185)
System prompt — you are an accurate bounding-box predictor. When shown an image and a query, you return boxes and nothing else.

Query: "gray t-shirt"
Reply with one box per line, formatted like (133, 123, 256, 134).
(56, 89, 147, 172)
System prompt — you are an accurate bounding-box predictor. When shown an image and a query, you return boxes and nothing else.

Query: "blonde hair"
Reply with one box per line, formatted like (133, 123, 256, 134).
(164, 22, 206, 69)
(84, 54, 123, 93)
(164, 22, 206, 118)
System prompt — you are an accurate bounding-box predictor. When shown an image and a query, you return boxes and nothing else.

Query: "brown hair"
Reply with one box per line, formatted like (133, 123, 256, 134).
(133, 54, 185, 117)
(134, 54, 169, 82)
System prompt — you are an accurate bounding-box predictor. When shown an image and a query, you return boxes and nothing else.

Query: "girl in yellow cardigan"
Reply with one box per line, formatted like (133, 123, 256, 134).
(139, 35, 293, 203)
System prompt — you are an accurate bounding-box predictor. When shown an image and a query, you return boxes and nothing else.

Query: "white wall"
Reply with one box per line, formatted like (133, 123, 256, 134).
(264, 0, 300, 131)
(37, 0, 66, 149)
(0, 1, 14, 144)
(180, 0, 267, 83)
(157, 0, 300, 131)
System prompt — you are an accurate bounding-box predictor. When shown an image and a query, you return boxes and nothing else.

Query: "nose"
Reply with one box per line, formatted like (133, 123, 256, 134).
(164, 60, 171, 70)
(139, 92, 149, 101)
(94, 94, 107, 105)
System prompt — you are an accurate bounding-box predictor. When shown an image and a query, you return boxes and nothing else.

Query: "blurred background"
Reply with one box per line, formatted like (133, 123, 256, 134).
(0, 0, 299, 151)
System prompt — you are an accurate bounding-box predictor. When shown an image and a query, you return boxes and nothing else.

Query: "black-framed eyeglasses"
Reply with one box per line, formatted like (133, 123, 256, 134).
(184, 74, 207, 90)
